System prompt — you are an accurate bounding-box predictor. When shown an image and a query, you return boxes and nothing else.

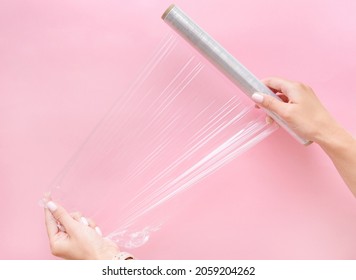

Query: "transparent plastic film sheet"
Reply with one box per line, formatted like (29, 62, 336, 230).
(46, 34, 278, 249)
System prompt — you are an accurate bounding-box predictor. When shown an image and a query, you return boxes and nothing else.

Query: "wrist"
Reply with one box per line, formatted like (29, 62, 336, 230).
(316, 122, 354, 155)
(95, 247, 120, 260)
(112, 252, 135, 260)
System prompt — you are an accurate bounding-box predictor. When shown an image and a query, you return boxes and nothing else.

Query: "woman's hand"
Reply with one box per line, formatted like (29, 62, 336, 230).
(252, 77, 340, 144)
(44, 200, 119, 260)
(252, 77, 356, 197)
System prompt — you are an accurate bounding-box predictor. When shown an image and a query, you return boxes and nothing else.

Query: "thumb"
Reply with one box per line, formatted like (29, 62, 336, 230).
(251, 92, 287, 116)
(46, 201, 76, 234)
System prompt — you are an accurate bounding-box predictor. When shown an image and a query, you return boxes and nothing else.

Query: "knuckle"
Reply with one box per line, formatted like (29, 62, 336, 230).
(304, 84, 314, 93)
(71, 212, 81, 218)
(263, 96, 273, 109)
(293, 81, 310, 91)
(261, 77, 270, 85)
(280, 107, 293, 121)
(303, 83, 311, 90)
(292, 81, 303, 89)
(263, 96, 279, 111)
(54, 210, 66, 222)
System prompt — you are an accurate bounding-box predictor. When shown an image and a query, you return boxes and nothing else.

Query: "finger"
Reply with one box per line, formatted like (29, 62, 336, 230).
(43, 192, 52, 203)
(265, 115, 274, 124)
(44, 208, 58, 241)
(46, 201, 76, 234)
(85, 217, 103, 236)
(251, 92, 288, 116)
(80, 217, 89, 226)
(86, 217, 97, 229)
(262, 77, 296, 99)
(70, 212, 90, 226)
(95, 226, 103, 236)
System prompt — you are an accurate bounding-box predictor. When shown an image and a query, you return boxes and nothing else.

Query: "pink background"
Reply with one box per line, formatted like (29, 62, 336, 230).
(1, 0, 356, 259)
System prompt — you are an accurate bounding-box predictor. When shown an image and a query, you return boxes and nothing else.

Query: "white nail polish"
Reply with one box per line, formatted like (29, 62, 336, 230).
(252, 93, 264, 103)
(47, 201, 57, 212)
(80, 217, 89, 226)
(95, 226, 102, 236)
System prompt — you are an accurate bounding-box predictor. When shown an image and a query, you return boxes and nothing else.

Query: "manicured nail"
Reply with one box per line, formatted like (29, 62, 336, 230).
(252, 93, 264, 104)
(47, 201, 57, 212)
(95, 226, 103, 236)
(80, 217, 89, 226)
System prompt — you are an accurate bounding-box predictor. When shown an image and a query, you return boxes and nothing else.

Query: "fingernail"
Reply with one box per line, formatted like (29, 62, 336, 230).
(80, 217, 89, 226)
(252, 93, 264, 103)
(95, 226, 102, 236)
(47, 201, 57, 212)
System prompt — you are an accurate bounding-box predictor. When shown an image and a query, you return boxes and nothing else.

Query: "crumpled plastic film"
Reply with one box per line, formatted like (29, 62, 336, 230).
(47, 34, 278, 248)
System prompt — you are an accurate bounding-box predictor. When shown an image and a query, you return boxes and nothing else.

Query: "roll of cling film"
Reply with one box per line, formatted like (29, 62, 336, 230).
(47, 34, 278, 248)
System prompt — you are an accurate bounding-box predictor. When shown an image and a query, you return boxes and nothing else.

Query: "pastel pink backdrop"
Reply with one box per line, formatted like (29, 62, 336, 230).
(1, 0, 356, 259)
